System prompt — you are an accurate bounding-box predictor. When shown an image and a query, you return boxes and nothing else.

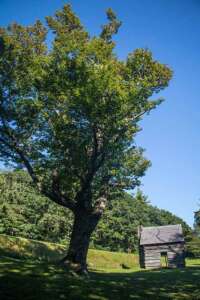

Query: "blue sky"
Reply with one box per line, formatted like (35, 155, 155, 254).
(0, 0, 199, 226)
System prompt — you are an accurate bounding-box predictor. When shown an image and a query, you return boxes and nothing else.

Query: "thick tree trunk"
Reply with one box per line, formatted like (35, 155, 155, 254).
(62, 208, 101, 273)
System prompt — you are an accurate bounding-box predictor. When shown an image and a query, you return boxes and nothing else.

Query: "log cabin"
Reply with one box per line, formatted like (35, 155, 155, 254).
(138, 224, 185, 269)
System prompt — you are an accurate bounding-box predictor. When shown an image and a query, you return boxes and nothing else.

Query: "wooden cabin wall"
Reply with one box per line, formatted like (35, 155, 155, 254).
(139, 243, 185, 269)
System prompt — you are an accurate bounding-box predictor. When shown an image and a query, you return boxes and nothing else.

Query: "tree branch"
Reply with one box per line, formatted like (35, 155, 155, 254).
(0, 129, 75, 210)
(43, 189, 75, 211)
(74, 126, 106, 206)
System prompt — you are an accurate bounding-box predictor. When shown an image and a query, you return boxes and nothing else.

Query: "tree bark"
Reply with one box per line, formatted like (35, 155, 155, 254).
(61, 208, 101, 273)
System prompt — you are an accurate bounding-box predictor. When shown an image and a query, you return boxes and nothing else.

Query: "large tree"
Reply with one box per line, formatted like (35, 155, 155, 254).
(0, 5, 172, 272)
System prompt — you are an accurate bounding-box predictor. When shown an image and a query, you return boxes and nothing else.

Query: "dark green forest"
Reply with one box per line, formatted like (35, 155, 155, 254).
(194, 210, 200, 236)
(0, 170, 192, 253)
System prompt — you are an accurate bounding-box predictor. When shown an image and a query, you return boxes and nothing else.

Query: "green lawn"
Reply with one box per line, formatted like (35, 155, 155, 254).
(0, 235, 200, 300)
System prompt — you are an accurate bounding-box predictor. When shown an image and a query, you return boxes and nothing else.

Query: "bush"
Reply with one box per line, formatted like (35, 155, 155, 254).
(186, 235, 200, 258)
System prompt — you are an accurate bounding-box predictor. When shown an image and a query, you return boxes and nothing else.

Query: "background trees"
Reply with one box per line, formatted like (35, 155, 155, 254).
(0, 171, 191, 253)
(194, 210, 200, 237)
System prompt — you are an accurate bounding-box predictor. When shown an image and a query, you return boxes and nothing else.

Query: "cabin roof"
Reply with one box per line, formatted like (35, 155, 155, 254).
(139, 224, 184, 246)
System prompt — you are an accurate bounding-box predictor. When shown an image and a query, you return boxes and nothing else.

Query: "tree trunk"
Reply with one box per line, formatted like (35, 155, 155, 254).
(62, 208, 101, 273)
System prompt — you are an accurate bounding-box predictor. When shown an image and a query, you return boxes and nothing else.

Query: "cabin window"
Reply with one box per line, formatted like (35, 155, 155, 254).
(160, 251, 168, 267)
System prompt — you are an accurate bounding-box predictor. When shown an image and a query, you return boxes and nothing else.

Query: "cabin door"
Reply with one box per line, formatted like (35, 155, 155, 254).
(160, 251, 168, 268)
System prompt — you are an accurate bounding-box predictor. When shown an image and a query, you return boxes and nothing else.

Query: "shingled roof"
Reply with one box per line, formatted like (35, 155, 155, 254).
(139, 224, 184, 245)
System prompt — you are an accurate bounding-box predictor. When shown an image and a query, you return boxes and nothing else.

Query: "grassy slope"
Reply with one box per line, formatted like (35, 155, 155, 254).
(0, 234, 200, 300)
(0, 234, 138, 269)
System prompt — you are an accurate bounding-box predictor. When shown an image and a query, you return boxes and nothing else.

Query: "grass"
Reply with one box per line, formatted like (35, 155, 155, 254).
(0, 235, 200, 300)
(0, 234, 138, 269)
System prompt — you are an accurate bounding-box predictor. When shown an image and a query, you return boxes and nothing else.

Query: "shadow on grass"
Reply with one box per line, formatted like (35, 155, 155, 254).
(0, 256, 200, 300)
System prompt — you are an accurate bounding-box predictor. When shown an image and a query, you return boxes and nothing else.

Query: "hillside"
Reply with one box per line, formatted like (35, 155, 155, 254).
(0, 234, 138, 270)
(0, 171, 191, 253)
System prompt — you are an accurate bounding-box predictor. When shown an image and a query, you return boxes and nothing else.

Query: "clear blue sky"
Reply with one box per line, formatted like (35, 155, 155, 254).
(0, 0, 200, 226)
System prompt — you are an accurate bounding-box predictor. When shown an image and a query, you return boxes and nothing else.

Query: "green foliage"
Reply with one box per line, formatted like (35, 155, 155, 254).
(92, 190, 191, 252)
(0, 171, 191, 253)
(0, 171, 73, 242)
(194, 209, 200, 237)
(0, 4, 172, 214)
(185, 233, 200, 258)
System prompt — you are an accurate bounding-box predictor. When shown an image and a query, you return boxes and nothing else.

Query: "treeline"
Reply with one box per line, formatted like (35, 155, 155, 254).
(0, 171, 192, 252)
(194, 210, 200, 237)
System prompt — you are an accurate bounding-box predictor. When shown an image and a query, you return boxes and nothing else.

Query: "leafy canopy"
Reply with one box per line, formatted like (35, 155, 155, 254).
(0, 5, 172, 212)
